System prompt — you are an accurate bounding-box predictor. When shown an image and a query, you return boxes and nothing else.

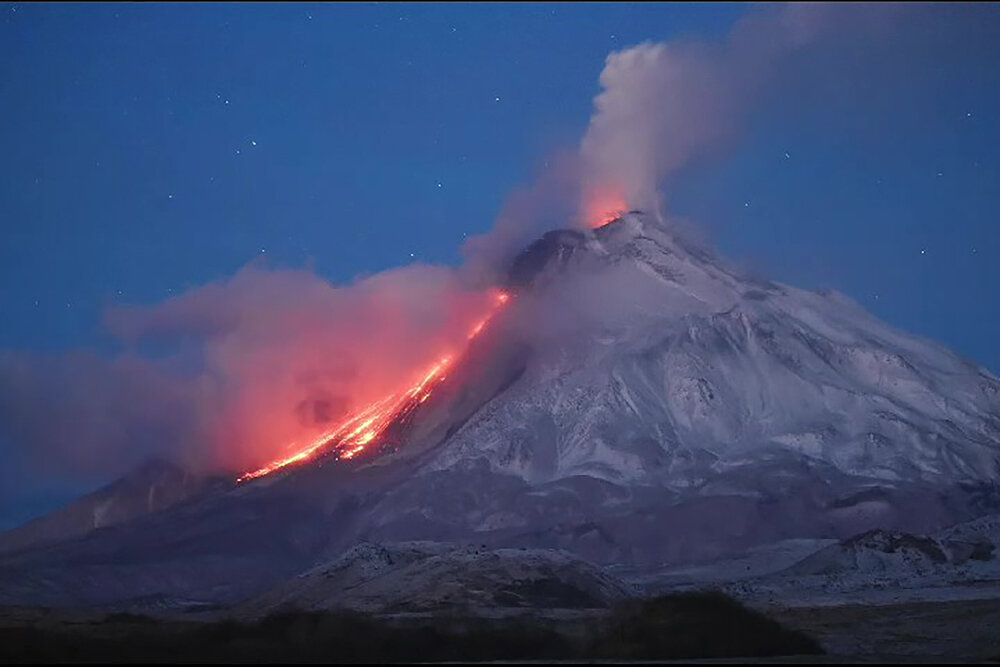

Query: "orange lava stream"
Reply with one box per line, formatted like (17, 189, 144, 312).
(236, 290, 510, 483)
(585, 189, 627, 229)
(593, 209, 625, 229)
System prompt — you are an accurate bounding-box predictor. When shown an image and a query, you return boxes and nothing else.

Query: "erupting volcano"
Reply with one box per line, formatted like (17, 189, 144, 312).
(583, 188, 628, 229)
(237, 289, 512, 483)
(2, 211, 1000, 615)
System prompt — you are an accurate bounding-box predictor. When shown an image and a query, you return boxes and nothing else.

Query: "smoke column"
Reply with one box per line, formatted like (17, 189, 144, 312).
(466, 4, 905, 270)
(578, 3, 903, 220)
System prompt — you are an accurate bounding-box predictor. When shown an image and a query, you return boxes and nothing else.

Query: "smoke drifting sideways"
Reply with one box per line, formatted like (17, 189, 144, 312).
(467, 2, 987, 274)
(578, 3, 929, 218)
(0, 264, 495, 480)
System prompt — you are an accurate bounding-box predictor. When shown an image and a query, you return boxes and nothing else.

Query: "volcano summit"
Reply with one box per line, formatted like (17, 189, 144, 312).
(1, 212, 999, 609)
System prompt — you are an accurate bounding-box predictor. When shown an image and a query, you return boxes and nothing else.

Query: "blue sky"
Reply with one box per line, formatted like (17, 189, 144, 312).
(1, 3, 998, 527)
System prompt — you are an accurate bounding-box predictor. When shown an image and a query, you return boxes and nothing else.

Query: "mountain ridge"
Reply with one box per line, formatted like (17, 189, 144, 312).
(1, 211, 998, 606)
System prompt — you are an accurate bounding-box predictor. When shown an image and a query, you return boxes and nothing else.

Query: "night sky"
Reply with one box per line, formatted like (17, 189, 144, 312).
(1, 3, 998, 527)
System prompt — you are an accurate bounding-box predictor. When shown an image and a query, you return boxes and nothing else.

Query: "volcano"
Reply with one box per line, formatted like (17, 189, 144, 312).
(2, 212, 999, 608)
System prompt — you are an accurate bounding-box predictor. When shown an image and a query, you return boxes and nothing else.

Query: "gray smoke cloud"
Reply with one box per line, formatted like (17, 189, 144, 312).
(578, 3, 907, 218)
(466, 4, 908, 273)
(0, 263, 494, 481)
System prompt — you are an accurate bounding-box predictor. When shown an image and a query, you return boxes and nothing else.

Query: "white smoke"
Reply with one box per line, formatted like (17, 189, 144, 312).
(578, 3, 901, 219)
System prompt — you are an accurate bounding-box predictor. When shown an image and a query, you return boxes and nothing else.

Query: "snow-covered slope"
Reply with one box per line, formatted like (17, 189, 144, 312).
(435, 212, 1000, 486)
(1, 211, 998, 607)
(714, 515, 1000, 607)
(238, 541, 633, 617)
(0, 458, 213, 555)
(357, 212, 1000, 566)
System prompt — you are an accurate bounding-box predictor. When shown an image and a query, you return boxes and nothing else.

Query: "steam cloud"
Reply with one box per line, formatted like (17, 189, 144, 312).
(466, 4, 893, 271)
(0, 264, 492, 478)
(579, 3, 908, 217)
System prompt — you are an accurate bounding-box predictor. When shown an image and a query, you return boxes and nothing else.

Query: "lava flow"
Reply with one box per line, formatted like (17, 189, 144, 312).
(237, 289, 511, 483)
(584, 188, 627, 229)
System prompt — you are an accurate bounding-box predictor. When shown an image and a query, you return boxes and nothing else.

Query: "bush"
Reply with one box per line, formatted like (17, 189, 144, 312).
(0, 592, 821, 663)
(591, 590, 823, 659)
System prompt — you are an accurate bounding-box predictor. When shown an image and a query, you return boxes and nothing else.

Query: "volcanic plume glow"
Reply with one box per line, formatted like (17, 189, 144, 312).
(236, 289, 511, 482)
(584, 188, 627, 229)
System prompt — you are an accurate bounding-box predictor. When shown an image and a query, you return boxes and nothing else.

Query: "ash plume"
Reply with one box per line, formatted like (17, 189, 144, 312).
(463, 4, 897, 273)
(467, 2, 993, 276)
(578, 3, 904, 218)
(0, 264, 493, 479)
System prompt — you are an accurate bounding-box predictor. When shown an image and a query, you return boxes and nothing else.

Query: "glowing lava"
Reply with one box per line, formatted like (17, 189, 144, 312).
(584, 188, 627, 229)
(237, 289, 511, 483)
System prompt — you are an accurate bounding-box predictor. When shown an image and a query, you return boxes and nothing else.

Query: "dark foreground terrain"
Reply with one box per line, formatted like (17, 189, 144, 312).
(0, 592, 821, 664)
(770, 597, 1000, 662)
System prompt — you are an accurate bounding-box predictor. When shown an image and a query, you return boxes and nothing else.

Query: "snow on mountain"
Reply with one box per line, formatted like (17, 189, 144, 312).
(434, 212, 1000, 487)
(357, 212, 1000, 567)
(1, 211, 999, 607)
(784, 529, 953, 577)
(707, 514, 1000, 607)
(237, 541, 634, 617)
(0, 458, 214, 555)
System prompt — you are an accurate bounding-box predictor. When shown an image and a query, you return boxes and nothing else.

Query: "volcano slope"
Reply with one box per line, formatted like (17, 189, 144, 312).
(1, 211, 999, 608)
